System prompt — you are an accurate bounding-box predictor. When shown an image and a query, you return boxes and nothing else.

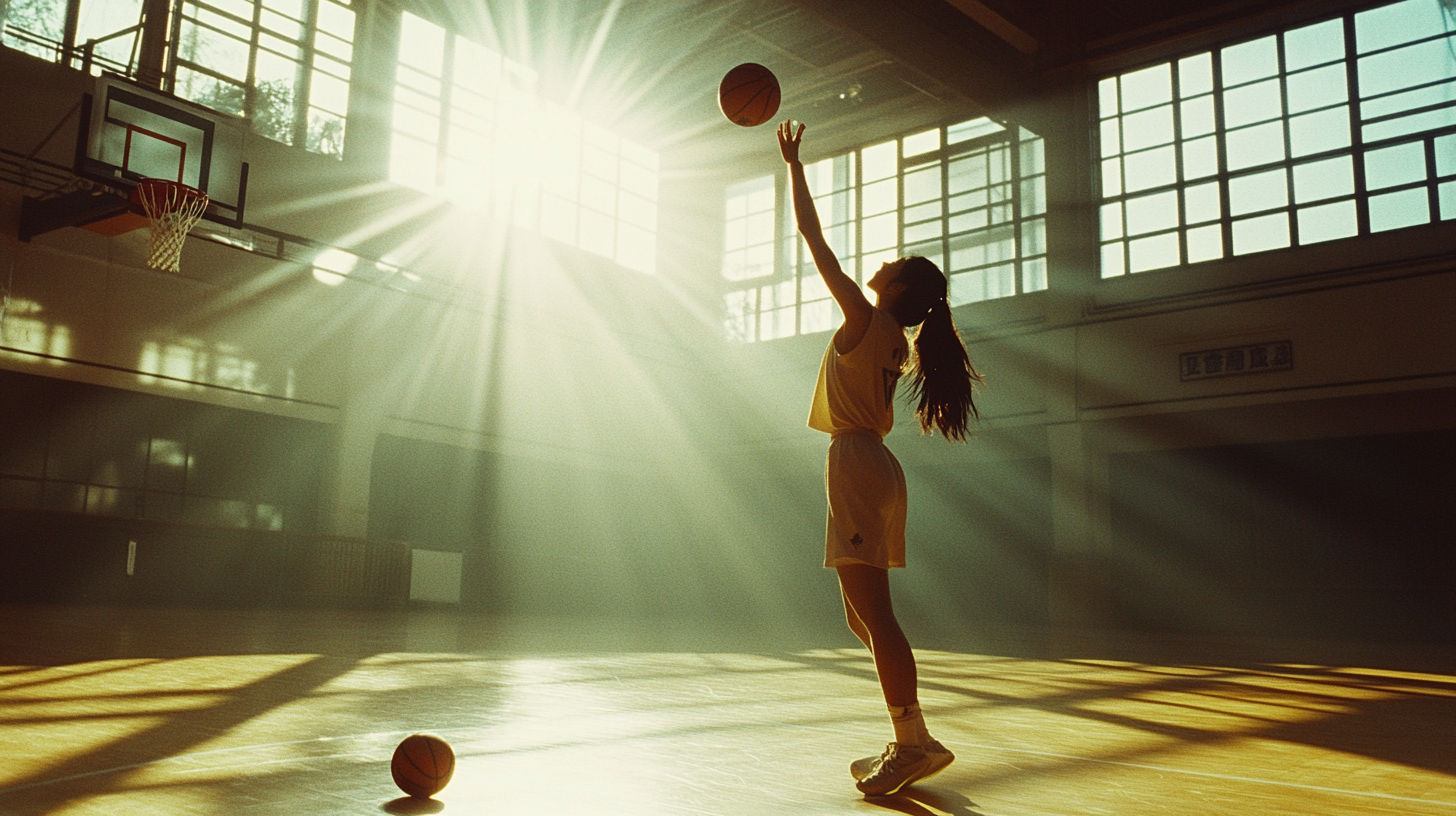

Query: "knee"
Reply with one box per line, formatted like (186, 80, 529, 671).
(852, 606, 902, 639)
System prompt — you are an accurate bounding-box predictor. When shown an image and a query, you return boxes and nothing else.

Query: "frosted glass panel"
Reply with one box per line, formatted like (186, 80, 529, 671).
(1184, 181, 1222, 224)
(1100, 241, 1126, 277)
(1182, 136, 1219, 180)
(1232, 212, 1291, 254)
(1288, 107, 1350, 157)
(1101, 202, 1125, 240)
(1099, 77, 1119, 117)
(1297, 200, 1358, 243)
(1186, 224, 1223, 262)
(1124, 146, 1177, 193)
(1225, 121, 1286, 170)
(1286, 64, 1348, 114)
(1284, 18, 1345, 71)
(1355, 0, 1452, 54)
(1222, 36, 1279, 87)
(1364, 142, 1427, 190)
(1125, 190, 1180, 235)
(1122, 106, 1175, 151)
(1224, 79, 1283, 128)
(1121, 63, 1173, 110)
(1128, 232, 1180, 272)
(1178, 53, 1214, 97)
(1368, 187, 1430, 232)
(1293, 155, 1354, 203)
(1229, 168, 1289, 216)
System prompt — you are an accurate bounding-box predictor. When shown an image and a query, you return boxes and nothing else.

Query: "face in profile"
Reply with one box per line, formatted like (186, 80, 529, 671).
(867, 258, 910, 300)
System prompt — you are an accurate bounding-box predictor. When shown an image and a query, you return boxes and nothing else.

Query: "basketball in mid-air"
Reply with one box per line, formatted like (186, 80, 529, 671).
(391, 734, 455, 798)
(719, 63, 781, 127)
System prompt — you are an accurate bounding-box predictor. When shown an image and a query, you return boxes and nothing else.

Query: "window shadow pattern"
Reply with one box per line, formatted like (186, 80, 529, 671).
(0, 606, 1452, 815)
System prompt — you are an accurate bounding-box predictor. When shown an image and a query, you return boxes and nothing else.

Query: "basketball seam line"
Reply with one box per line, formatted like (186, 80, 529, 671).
(427, 739, 451, 776)
(722, 78, 770, 95)
(404, 744, 436, 778)
(730, 87, 774, 121)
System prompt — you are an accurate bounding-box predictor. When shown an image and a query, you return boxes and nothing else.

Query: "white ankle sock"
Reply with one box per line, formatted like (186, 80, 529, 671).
(888, 702, 932, 746)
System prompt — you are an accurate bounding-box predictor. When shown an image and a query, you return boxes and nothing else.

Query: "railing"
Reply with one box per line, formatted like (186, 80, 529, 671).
(78, 22, 142, 76)
(0, 146, 73, 193)
(0, 505, 412, 608)
(1, 21, 140, 77)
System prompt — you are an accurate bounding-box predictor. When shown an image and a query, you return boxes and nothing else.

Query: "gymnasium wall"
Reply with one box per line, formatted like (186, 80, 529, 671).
(0, 367, 327, 530)
(1108, 429, 1456, 642)
(0, 368, 408, 607)
(1, 6, 1454, 643)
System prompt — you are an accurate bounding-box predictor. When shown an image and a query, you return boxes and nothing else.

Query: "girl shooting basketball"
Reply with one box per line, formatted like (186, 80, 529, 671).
(776, 119, 981, 796)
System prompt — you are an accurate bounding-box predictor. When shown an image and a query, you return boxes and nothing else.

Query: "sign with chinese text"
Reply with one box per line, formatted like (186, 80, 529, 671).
(1180, 340, 1292, 381)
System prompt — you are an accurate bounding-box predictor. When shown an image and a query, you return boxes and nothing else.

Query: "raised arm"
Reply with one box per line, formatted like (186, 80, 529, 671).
(778, 120, 872, 352)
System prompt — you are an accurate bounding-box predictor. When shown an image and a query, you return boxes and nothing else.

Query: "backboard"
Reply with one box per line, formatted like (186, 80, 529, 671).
(78, 73, 248, 226)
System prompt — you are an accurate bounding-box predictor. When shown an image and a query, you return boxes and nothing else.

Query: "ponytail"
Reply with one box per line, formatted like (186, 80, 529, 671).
(906, 299, 983, 441)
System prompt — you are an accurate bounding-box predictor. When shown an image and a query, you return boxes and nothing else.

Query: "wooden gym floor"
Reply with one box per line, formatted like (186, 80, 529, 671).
(0, 605, 1453, 816)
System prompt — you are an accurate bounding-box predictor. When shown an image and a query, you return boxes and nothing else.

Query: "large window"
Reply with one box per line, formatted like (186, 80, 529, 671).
(390, 12, 659, 275)
(725, 118, 1047, 342)
(172, 0, 355, 158)
(0, 0, 354, 158)
(1, 0, 145, 75)
(1098, 0, 1456, 277)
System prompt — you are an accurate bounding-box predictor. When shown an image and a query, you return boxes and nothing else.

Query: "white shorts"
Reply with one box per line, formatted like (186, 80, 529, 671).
(824, 431, 907, 569)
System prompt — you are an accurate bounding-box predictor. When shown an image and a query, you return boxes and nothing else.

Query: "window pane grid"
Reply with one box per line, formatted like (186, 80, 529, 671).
(389, 12, 657, 274)
(1098, 0, 1455, 278)
(172, 0, 354, 159)
(1357, 28, 1456, 58)
(725, 119, 1046, 340)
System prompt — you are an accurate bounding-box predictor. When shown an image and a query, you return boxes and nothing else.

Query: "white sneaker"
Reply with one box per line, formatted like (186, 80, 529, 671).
(854, 741, 955, 795)
(851, 740, 954, 783)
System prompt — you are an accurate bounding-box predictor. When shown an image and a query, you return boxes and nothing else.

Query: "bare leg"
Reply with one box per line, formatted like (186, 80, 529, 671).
(842, 585, 874, 653)
(836, 562, 917, 707)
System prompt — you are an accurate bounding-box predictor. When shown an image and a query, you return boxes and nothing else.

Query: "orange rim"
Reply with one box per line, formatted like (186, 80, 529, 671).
(130, 178, 208, 213)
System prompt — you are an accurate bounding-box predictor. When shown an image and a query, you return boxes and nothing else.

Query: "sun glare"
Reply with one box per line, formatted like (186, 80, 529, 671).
(390, 12, 659, 275)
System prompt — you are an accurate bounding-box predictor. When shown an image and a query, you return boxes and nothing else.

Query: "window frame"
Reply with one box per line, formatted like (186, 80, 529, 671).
(723, 117, 1048, 343)
(167, 0, 355, 158)
(1093, 0, 1456, 287)
(387, 10, 661, 275)
(1, 0, 147, 76)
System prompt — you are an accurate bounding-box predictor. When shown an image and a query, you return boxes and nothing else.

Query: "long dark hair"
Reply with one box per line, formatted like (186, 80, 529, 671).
(889, 256, 983, 441)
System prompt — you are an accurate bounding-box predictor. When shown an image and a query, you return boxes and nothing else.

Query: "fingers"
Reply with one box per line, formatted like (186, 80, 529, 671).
(777, 119, 805, 164)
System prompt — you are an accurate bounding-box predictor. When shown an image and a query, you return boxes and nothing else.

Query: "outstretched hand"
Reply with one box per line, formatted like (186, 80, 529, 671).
(777, 120, 804, 164)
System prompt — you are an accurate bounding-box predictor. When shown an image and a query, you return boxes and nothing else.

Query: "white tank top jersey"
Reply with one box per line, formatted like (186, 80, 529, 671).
(808, 307, 909, 437)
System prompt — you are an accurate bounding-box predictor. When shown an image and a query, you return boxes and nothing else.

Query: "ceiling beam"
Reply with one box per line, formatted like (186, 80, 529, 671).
(942, 0, 1039, 55)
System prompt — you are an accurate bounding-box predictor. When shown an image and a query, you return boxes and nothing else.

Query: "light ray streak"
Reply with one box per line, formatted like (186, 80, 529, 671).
(565, 0, 623, 110)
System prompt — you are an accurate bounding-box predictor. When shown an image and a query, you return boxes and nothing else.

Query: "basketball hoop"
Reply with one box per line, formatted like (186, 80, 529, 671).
(132, 179, 209, 272)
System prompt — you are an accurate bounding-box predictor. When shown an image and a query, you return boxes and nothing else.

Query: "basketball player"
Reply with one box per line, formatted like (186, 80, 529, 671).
(776, 120, 982, 796)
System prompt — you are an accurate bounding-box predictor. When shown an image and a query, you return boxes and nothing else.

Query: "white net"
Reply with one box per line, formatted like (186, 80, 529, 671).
(135, 181, 210, 272)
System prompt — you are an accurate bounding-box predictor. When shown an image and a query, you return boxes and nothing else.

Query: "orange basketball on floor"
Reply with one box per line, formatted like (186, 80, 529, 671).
(719, 63, 781, 127)
(391, 734, 455, 798)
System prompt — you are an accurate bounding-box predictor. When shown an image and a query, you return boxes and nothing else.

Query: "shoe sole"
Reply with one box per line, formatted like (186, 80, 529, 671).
(852, 742, 954, 780)
(916, 750, 955, 783)
(856, 749, 955, 793)
(859, 764, 927, 796)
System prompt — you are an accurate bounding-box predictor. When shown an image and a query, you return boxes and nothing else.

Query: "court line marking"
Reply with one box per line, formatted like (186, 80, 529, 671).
(954, 740, 1456, 809)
